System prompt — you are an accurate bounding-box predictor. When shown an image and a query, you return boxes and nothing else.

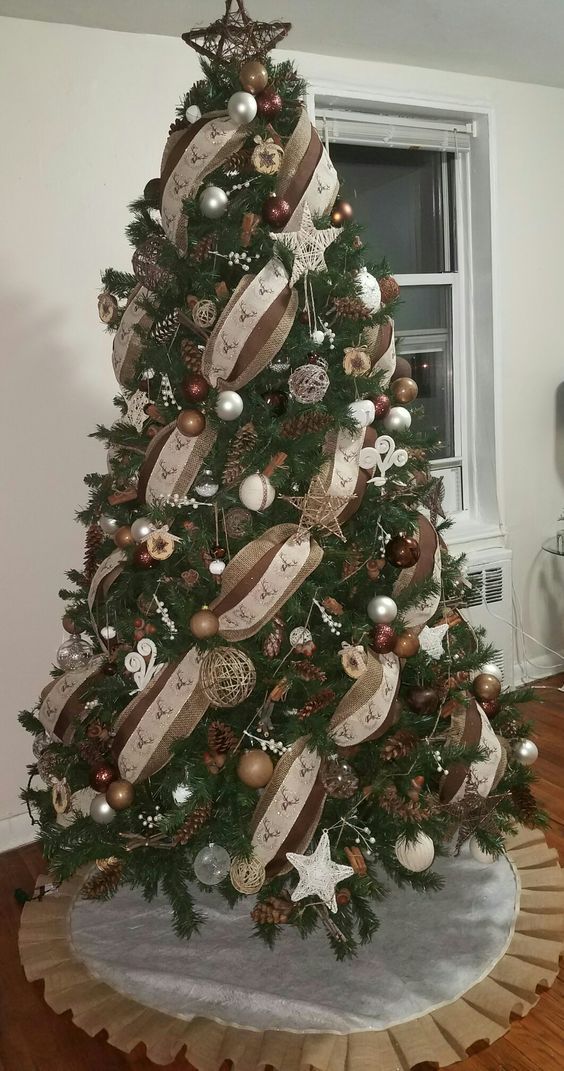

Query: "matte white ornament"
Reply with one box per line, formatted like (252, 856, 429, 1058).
(185, 103, 202, 123)
(227, 90, 257, 125)
(383, 406, 412, 433)
(286, 830, 354, 913)
(510, 738, 538, 766)
(418, 622, 449, 660)
(478, 662, 503, 682)
(124, 637, 165, 694)
(310, 328, 325, 346)
(216, 389, 244, 421)
(124, 389, 150, 433)
(394, 832, 435, 872)
(172, 783, 193, 805)
(90, 794, 116, 825)
(200, 185, 228, 219)
(273, 203, 340, 288)
(349, 398, 376, 428)
(469, 836, 497, 864)
(99, 514, 119, 536)
(130, 517, 154, 543)
(100, 625, 117, 641)
(209, 559, 226, 576)
(356, 267, 381, 313)
(290, 626, 313, 647)
(239, 473, 275, 511)
(365, 435, 409, 486)
(367, 594, 398, 624)
(193, 843, 231, 885)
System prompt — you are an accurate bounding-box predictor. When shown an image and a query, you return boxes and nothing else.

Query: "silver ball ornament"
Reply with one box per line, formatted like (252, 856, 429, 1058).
(90, 794, 116, 825)
(215, 390, 244, 421)
(193, 843, 231, 885)
(199, 185, 228, 220)
(130, 517, 154, 543)
(478, 662, 503, 682)
(511, 738, 539, 766)
(227, 90, 258, 126)
(367, 594, 398, 624)
(56, 636, 92, 671)
(99, 514, 119, 537)
(383, 406, 412, 433)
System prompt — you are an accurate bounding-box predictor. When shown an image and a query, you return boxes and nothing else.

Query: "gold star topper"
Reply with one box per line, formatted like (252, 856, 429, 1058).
(183, 0, 291, 65)
(283, 469, 355, 542)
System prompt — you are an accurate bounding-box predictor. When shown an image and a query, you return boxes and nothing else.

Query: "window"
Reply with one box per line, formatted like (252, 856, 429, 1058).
(314, 105, 478, 520)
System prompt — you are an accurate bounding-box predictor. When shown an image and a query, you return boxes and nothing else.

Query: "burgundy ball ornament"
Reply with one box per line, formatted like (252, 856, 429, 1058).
(372, 623, 397, 653)
(385, 534, 421, 569)
(89, 762, 118, 792)
(480, 698, 501, 718)
(256, 87, 283, 119)
(262, 389, 287, 415)
(406, 686, 440, 716)
(330, 199, 354, 226)
(262, 194, 291, 228)
(371, 394, 391, 419)
(183, 373, 210, 404)
(133, 543, 155, 569)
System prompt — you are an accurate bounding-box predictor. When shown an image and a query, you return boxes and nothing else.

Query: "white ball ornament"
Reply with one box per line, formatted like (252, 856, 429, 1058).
(349, 398, 376, 428)
(209, 559, 226, 576)
(99, 514, 119, 537)
(511, 738, 539, 766)
(185, 103, 202, 123)
(356, 267, 382, 313)
(383, 406, 412, 433)
(100, 625, 117, 641)
(90, 794, 116, 825)
(193, 843, 231, 885)
(172, 783, 193, 805)
(469, 836, 497, 864)
(394, 832, 435, 872)
(239, 473, 275, 512)
(367, 594, 398, 624)
(227, 90, 258, 125)
(310, 328, 325, 346)
(130, 517, 154, 543)
(478, 662, 503, 683)
(215, 389, 244, 421)
(200, 185, 228, 219)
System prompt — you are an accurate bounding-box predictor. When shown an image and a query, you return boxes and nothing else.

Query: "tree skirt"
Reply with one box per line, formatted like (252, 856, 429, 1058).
(19, 828, 564, 1070)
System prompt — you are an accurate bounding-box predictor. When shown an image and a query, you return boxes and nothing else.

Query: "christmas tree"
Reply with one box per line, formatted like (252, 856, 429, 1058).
(21, 1, 545, 957)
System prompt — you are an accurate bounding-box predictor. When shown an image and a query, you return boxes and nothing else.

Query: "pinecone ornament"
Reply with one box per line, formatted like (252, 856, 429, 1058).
(331, 295, 372, 320)
(379, 784, 436, 821)
(151, 309, 180, 344)
(380, 730, 418, 762)
(181, 338, 202, 371)
(83, 523, 103, 583)
(263, 616, 285, 658)
(281, 410, 332, 440)
(379, 275, 400, 305)
(221, 422, 257, 486)
(297, 689, 336, 720)
(207, 721, 237, 754)
(193, 234, 216, 262)
(81, 858, 123, 900)
(251, 892, 293, 924)
(294, 660, 327, 682)
(173, 802, 213, 845)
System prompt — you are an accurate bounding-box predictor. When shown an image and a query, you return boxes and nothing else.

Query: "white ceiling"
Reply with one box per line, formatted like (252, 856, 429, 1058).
(2, 0, 564, 89)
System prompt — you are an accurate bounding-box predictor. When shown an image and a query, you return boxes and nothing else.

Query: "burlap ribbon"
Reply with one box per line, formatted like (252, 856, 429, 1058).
(137, 421, 217, 505)
(202, 258, 298, 390)
(392, 513, 442, 630)
(324, 425, 378, 524)
(38, 657, 106, 744)
(210, 523, 323, 641)
(160, 113, 250, 253)
(112, 284, 156, 387)
(329, 651, 400, 746)
(111, 646, 209, 782)
(363, 318, 397, 386)
(87, 549, 126, 649)
(440, 699, 507, 803)
(250, 737, 326, 878)
(276, 108, 339, 230)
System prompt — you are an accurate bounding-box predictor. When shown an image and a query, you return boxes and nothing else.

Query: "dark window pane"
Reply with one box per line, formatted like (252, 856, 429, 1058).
(395, 286, 454, 459)
(329, 144, 456, 274)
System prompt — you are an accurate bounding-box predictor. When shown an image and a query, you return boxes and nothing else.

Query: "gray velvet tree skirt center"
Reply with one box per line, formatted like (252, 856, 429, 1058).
(70, 845, 518, 1035)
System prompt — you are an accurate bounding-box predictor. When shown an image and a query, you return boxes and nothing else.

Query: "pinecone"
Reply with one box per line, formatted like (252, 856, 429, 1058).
(77, 739, 105, 765)
(380, 730, 418, 762)
(251, 892, 293, 925)
(511, 785, 537, 828)
(173, 802, 213, 845)
(225, 145, 253, 173)
(297, 688, 336, 720)
(151, 309, 180, 344)
(81, 858, 123, 900)
(294, 660, 327, 682)
(193, 234, 216, 262)
(263, 616, 285, 658)
(331, 295, 372, 320)
(208, 721, 237, 754)
(281, 410, 333, 440)
(379, 784, 437, 821)
(379, 275, 400, 305)
(342, 544, 363, 580)
(181, 338, 203, 371)
(221, 422, 257, 486)
(83, 523, 103, 583)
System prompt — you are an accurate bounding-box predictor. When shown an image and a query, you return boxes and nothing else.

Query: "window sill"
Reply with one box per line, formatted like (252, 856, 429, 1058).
(445, 515, 506, 557)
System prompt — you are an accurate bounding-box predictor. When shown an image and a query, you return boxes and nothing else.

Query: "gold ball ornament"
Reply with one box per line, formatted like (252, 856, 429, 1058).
(392, 377, 419, 404)
(473, 673, 502, 701)
(105, 779, 135, 811)
(201, 647, 257, 708)
(239, 59, 269, 94)
(393, 631, 420, 658)
(114, 525, 135, 549)
(330, 199, 354, 226)
(229, 854, 266, 894)
(237, 749, 274, 788)
(177, 409, 206, 437)
(189, 607, 220, 639)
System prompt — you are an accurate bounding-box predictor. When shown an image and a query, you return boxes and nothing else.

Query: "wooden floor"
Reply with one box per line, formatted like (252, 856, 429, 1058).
(1, 681, 563, 1071)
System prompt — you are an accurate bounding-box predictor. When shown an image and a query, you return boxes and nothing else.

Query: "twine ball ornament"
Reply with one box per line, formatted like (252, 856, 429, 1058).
(473, 672, 502, 701)
(192, 298, 217, 329)
(105, 779, 134, 811)
(225, 506, 252, 537)
(200, 647, 257, 708)
(239, 59, 269, 94)
(239, 472, 275, 511)
(394, 832, 435, 872)
(131, 236, 172, 291)
(199, 186, 228, 220)
(237, 749, 274, 787)
(230, 854, 266, 894)
(190, 607, 219, 639)
(289, 363, 330, 404)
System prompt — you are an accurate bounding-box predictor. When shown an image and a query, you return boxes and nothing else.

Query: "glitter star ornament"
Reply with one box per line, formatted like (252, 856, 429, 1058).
(418, 622, 449, 660)
(182, 0, 291, 65)
(273, 203, 340, 287)
(287, 831, 354, 912)
(282, 468, 354, 541)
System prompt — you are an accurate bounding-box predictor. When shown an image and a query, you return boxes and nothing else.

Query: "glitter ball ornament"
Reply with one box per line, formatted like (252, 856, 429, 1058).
(321, 756, 359, 799)
(90, 794, 116, 826)
(200, 185, 228, 219)
(262, 194, 291, 228)
(371, 394, 391, 419)
(194, 468, 219, 498)
(133, 544, 155, 569)
(372, 623, 397, 653)
(189, 607, 219, 639)
(56, 635, 92, 671)
(480, 698, 500, 718)
(256, 86, 283, 118)
(177, 408, 206, 437)
(510, 738, 538, 766)
(237, 749, 274, 788)
(200, 647, 256, 708)
(385, 534, 421, 568)
(228, 90, 257, 125)
(239, 472, 275, 511)
(230, 854, 266, 894)
(289, 363, 330, 404)
(394, 832, 435, 872)
(89, 762, 118, 792)
(216, 389, 244, 421)
(183, 373, 210, 403)
(367, 595, 397, 624)
(193, 843, 231, 885)
(239, 58, 269, 94)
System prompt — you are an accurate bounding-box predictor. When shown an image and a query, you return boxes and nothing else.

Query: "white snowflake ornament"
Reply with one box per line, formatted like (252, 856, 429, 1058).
(286, 830, 354, 913)
(418, 622, 449, 660)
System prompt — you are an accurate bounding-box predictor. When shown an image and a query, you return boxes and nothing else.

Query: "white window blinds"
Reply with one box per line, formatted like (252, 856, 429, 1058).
(316, 109, 473, 152)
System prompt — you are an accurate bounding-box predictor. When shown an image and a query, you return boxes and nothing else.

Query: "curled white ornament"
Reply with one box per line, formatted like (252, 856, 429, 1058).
(124, 637, 165, 694)
(366, 435, 408, 487)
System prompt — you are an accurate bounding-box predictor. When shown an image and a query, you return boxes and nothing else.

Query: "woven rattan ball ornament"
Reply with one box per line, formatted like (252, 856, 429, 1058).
(289, 363, 330, 404)
(229, 854, 266, 894)
(224, 506, 252, 538)
(200, 647, 257, 708)
(192, 298, 217, 330)
(132, 236, 172, 291)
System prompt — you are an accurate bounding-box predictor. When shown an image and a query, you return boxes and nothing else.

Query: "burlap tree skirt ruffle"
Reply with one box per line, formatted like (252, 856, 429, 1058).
(19, 827, 564, 1070)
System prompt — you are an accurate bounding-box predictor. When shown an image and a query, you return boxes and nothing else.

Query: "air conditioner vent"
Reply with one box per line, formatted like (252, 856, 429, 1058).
(463, 550, 513, 688)
(466, 565, 504, 607)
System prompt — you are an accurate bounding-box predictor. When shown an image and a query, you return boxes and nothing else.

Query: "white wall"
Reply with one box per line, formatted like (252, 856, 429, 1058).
(1, 16, 563, 844)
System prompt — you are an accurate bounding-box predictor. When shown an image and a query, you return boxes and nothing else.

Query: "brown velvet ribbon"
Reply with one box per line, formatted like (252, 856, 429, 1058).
(440, 700, 506, 803)
(392, 514, 438, 602)
(111, 663, 178, 760)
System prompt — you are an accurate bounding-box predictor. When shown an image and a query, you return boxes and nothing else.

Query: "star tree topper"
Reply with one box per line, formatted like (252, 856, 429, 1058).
(287, 831, 354, 913)
(273, 203, 340, 287)
(182, 0, 291, 65)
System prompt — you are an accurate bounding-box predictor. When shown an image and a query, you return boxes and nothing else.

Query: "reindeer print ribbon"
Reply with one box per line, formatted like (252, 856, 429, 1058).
(87, 549, 127, 649)
(112, 646, 208, 782)
(137, 421, 217, 505)
(160, 114, 250, 253)
(276, 108, 339, 231)
(112, 284, 157, 386)
(329, 651, 400, 746)
(324, 425, 378, 525)
(38, 657, 106, 744)
(440, 700, 507, 803)
(202, 258, 298, 390)
(210, 523, 323, 641)
(392, 513, 442, 630)
(362, 318, 397, 386)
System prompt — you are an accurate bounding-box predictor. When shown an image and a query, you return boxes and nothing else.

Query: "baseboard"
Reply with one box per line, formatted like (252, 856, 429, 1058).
(0, 811, 36, 853)
(513, 654, 564, 687)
